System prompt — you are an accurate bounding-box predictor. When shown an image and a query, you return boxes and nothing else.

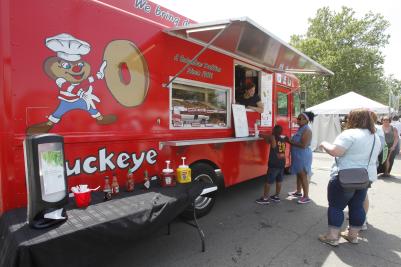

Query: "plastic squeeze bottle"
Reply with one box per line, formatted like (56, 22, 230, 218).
(126, 170, 135, 192)
(103, 176, 112, 201)
(176, 157, 191, 183)
(254, 122, 259, 137)
(111, 174, 119, 194)
(161, 160, 175, 187)
(143, 170, 150, 189)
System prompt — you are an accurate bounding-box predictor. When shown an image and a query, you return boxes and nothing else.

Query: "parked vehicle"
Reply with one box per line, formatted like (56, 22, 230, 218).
(0, 0, 332, 216)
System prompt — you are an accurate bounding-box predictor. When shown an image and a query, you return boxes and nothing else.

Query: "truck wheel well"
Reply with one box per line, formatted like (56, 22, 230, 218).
(189, 159, 225, 189)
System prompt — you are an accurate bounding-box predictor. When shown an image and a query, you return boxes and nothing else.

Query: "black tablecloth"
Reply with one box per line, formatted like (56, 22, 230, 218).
(0, 183, 205, 267)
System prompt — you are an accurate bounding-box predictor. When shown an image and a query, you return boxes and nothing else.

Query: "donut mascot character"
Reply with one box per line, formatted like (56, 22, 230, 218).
(27, 33, 117, 134)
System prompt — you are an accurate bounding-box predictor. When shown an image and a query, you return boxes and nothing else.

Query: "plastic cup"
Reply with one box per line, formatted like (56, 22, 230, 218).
(74, 191, 91, 208)
(80, 184, 88, 191)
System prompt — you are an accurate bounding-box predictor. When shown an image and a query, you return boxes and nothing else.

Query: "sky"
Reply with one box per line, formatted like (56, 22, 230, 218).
(151, 0, 401, 80)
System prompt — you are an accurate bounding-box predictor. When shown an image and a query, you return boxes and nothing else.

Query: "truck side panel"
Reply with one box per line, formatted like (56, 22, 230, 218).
(1, 0, 305, 214)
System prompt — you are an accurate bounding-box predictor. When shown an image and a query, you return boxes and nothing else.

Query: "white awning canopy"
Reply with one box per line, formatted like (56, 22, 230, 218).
(306, 91, 390, 114)
(164, 17, 333, 75)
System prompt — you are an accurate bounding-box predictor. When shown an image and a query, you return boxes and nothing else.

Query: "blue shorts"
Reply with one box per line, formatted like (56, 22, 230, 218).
(265, 167, 284, 184)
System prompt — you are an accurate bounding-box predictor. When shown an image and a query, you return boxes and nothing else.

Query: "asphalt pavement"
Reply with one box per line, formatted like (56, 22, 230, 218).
(109, 153, 401, 267)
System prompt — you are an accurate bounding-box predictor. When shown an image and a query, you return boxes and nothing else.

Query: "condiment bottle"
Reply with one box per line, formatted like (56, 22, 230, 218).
(254, 122, 259, 137)
(161, 160, 175, 187)
(143, 170, 150, 189)
(176, 157, 191, 183)
(111, 173, 119, 194)
(126, 170, 135, 192)
(103, 176, 112, 201)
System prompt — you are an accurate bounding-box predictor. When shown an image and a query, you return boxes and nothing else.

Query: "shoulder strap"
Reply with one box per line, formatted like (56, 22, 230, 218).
(366, 135, 376, 168)
(335, 135, 376, 169)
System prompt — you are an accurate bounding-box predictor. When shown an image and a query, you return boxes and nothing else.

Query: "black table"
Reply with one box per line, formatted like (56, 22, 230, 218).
(0, 183, 209, 267)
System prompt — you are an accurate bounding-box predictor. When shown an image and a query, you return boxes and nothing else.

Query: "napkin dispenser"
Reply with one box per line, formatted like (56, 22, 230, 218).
(23, 134, 68, 229)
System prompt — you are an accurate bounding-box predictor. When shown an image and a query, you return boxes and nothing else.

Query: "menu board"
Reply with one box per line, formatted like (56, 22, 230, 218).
(260, 73, 273, 127)
(232, 104, 249, 137)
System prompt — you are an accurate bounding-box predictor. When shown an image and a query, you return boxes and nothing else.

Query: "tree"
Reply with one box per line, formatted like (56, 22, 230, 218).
(383, 75, 401, 113)
(290, 7, 390, 106)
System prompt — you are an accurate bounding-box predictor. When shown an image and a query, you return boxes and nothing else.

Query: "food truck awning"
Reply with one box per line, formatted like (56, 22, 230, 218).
(164, 17, 333, 75)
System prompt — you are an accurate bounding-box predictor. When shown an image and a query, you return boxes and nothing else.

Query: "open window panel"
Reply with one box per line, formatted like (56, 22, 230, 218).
(275, 89, 292, 136)
(234, 62, 262, 110)
(169, 78, 231, 129)
(292, 92, 301, 116)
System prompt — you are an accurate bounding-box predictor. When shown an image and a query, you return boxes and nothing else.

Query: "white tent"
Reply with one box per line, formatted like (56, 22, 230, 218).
(306, 91, 389, 115)
(306, 91, 390, 151)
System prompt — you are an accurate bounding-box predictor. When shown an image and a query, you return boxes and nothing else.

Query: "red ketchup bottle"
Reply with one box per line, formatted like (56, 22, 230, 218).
(161, 160, 176, 187)
(103, 176, 112, 201)
(111, 173, 120, 195)
(126, 170, 135, 192)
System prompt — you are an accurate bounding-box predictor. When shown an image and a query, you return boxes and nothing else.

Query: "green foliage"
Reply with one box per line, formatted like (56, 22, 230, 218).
(383, 75, 401, 111)
(290, 6, 392, 106)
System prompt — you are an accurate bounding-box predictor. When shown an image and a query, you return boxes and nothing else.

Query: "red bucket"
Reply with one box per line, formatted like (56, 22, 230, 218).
(74, 191, 91, 208)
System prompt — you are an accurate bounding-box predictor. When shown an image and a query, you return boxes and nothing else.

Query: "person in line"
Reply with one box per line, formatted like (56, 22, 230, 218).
(256, 125, 286, 205)
(391, 115, 401, 154)
(340, 115, 348, 131)
(375, 114, 388, 172)
(318, 109, 381, 246)
(358, 111, 385, 231)
(381, 116, 399, 177)
(286, 111, 315, 204)
(236, 82, 264, 113)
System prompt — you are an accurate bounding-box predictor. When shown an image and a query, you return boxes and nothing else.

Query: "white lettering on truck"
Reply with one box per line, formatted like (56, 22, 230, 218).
(134, 0, 151, 13)
(83, 156, 97, 174)
(66, 148, 158, 176)
(117, 153, 130, 168)
(99, 148, 116, 171)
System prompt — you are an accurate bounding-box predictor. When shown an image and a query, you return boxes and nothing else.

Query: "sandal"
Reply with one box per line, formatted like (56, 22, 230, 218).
(318, 234, 339, 247)
(340, 232, 358, 244)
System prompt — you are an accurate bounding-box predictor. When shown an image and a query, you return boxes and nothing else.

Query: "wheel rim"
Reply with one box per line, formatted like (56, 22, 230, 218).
(194, 173, 214, 210)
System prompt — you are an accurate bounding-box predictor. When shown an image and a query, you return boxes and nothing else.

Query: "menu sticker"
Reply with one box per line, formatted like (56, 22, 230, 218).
(232, 104, 249, 137)
(260, 73, 273, 127)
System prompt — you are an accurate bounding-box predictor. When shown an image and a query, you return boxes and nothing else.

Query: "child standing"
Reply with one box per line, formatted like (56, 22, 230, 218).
(256, 125, 286, 204)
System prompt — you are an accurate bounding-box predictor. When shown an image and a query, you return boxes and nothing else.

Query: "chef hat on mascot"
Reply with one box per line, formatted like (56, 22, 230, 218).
(46, 33, 91, 62)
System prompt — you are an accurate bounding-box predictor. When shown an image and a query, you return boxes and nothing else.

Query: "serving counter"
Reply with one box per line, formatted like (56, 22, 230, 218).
(159, 136, 263, 149)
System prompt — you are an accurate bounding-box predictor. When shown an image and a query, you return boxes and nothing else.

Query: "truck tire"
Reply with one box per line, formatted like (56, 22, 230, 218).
(181, 163, 218, 219)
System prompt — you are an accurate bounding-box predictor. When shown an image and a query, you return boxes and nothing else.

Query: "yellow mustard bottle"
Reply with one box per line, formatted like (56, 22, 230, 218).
(176, 157, 191, 183)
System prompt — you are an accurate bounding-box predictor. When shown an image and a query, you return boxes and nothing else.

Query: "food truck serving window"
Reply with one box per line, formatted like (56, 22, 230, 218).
(170, 78, 230, 129)
(234, 63, 261, 106)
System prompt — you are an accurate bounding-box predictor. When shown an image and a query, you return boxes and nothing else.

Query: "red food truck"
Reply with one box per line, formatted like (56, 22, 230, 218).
(0, 0, 332, 217)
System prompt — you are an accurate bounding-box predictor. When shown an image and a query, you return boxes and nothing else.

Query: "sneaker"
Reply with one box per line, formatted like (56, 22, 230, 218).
(255, 197, 270, 205)
(270, 195, 281, 203)
(288, 191, 302, 197)
(297, 197, 311, 204)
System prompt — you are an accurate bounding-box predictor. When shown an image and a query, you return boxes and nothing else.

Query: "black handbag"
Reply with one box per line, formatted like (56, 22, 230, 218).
(335, 136, 375, 190)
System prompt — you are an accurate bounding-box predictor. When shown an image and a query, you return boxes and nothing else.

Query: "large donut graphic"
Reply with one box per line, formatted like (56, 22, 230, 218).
(104, 40, 149, 107)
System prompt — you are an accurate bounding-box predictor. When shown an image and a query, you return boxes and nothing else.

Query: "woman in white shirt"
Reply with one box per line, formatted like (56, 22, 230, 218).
(318, 109, 381, 246)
